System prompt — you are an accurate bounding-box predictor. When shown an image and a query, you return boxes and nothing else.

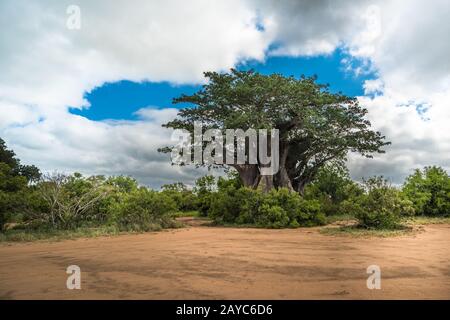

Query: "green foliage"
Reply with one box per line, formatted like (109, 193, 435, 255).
(29, 173, 111, 229)
(402, 166, 450, 216)
(0, 138, 41, 183)
(161, 182, 197, 212)
(162, 69, 389, 193)
(193, 175, 216, 216)
(217, 170, 242, 191)
(2, 134, 449, 238)
(209, 186, 261, 224)
(0, 163, 29, 230)
(2, 169, 179, 233)
(106, 175, 139, 193)
(0, 225, 122, 242)
(258, 204, 290, 228)
(0, 139, 42, 230)
(343, 177, 415, 229)
(108, 187, 177, 231)
(210, 185, 325, 228)
(0, 138, 18, 169)
(304, 163, 363, 215)
(0, 138, 182, 234)
(0, 162, 28, 192)
(261, 188, 325, 227)
(31, 173, 180, 232)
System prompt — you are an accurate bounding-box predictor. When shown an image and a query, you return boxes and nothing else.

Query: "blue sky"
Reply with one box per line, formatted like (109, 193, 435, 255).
(71, 49, 374, 121)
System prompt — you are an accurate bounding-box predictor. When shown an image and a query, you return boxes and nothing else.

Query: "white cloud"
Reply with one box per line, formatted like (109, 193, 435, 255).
(363, 79, 384, 95)
(253, 0, 375, 57)
(348, 90, 450, 183)
(348, 0, 450, 100)
(0, 0, 272, 111)
(0, 0, 272, 186)
(345, 0, 450, 182)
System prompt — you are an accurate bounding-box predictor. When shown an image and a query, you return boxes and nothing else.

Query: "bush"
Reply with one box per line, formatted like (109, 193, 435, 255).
(2, 171, 180, 234)
(161, 182, 197, 212)
(193, 175, 216, 216)
(108, 187, 177, 231)
(262, 188, 325, 227)
(344, 177, 415, 229)
(258, 204, 289, 228)
(0, 163, 30, 230)
(27, 173, 111, 229)
(0, 138, 184, 235)
(304, 163, 364, 216)
(210, 186, 325, 228)
(0, 193, 9, 231)
(403, 166, 450, 216)
(106, 175, 139, 193)
(295, 198, 326, 227)
(210, 186, 261, 224)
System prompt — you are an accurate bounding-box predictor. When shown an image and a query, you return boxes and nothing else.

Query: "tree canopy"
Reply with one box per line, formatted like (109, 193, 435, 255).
(163, 69, 389, 193)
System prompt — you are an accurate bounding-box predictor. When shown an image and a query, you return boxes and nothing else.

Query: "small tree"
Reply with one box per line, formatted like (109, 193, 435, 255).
(304, 162, 363, 215)
(343, 177, 414, 229)
(0, 162, 30, 231)
(0, 138, 41, 183)
(37, 173, 110, 228)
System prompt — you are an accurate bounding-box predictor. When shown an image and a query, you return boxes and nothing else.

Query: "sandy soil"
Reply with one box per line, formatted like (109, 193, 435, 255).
(0, 223, 449, 299)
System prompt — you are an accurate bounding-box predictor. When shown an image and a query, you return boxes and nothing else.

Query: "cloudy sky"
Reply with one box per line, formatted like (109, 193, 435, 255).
(1, 0, 449, 187)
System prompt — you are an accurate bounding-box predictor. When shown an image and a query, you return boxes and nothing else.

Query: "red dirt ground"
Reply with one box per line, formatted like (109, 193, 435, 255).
(0, 224, 449, 299)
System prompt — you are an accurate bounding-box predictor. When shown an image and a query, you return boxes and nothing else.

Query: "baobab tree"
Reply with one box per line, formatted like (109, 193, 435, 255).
(161, 69, 389, 194)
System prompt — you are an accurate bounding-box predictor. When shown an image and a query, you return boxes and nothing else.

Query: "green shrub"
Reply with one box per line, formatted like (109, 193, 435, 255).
(161, 182, 197, 212)
(210, 186, 325, 228)
(193, 175, 216, 216)
(345, 177, 415, 229)
(0, 162, 32, 231)
(258, 204, 289, 228)
(106, 175, 139, 193)
(0, 193, 9, 231)
(1, 169, 180, 233)
(0, 138, 184, 235)
(26, 173, 111, 229)
(108, 187, 177, 231)
(262, 188, 325, 227)
(209, 185, 260, 223)
(296, 198, 327, 227)
(304, 163, 364, 216)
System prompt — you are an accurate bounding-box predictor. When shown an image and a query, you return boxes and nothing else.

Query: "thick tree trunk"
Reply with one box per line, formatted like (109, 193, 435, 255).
(275, 143, 294, 191)
(257, 132, 276, 193)
(232, 164, 260, 189)
(277, 167, 294, 191)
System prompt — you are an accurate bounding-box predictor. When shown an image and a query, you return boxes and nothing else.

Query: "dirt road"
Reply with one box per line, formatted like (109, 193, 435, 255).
(0, 224, 449, 299)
